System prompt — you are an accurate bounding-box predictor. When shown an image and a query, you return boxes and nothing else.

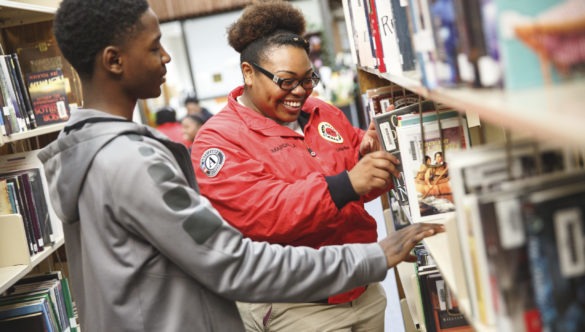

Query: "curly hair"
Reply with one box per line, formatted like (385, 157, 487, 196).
(227, 0, 310, 64)
(53, 0, 149, 79)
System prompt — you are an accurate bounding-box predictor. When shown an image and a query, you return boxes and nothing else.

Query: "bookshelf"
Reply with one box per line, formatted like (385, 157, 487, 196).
(343, 0, 585, 331)
(360, 67, 585, 148)
(0, 0, 66, 298)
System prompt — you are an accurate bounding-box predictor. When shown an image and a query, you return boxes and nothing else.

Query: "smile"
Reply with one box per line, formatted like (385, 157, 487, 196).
(283, 100, 302, 108)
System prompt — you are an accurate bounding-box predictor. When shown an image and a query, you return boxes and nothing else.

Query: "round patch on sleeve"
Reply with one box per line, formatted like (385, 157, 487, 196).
(200, 148, 226, 177)
(318, 122, 344, 143)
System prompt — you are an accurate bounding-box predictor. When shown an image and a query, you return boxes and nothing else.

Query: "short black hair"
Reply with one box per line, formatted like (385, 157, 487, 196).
(184, 95, 200, 105)
(182, 114, 205, 126)
(226, 0, 309, 65)
(53, 0, 149, 79)
(155, 107, 177, 125)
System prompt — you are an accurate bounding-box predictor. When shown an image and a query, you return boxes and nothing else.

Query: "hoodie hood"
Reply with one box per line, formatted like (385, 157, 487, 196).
(38, 109, 173, 224)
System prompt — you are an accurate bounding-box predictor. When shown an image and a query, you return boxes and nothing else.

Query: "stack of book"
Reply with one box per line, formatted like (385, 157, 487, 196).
(0, 271, 78, 332)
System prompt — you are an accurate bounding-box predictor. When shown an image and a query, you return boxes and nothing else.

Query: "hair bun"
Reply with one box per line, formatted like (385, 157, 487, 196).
(227, 0, 306, 53)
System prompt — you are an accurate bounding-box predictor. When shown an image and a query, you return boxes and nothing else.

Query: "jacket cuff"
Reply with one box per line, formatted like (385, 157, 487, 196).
(325, 171, 360, 209)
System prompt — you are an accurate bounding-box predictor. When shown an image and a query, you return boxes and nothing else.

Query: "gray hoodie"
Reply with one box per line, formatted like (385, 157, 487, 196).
(38, 109, 388, 332)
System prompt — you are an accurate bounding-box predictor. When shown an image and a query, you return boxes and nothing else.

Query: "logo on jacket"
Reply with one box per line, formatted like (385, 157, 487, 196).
(200, 148, 225, 177)
(318, 122, 343, 143)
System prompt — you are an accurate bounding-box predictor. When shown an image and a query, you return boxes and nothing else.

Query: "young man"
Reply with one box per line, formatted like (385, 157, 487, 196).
(38, 0, 444, 331)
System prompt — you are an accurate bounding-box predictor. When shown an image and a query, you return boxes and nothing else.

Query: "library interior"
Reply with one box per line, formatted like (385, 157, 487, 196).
(0, 0, 584, 331)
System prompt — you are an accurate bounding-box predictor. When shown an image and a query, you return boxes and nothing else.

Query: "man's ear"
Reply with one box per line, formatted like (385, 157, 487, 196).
(102, 46, 123, 75)
(241, 62, 254, 86)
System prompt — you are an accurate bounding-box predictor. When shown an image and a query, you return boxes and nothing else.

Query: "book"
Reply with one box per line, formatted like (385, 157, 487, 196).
(367, 0, 387, 72)
(523, 181, 585, 332)
(0, 55, 25, 134)
(447, 140, 576, 325)
(407, 0, 439, 88)
(396, 115, 470, 222)
(17, 272, 78, 332)
(0, 179, 13, 214)
(16, 39, 83, 109)
(374, 0, 402, 75)
(373, 100, 436, 230)
(10, 53, 37, 129)
(0, 311, 47, 332)
(26, 69, 70, 126)
(0, 150, 60, 255)
(452, 0, 502, 88)
(348, 0, 378, 69)
(0, 297, 53, 332)
(389, 0, 416, 72)
(495, 0, 584, 90)
(428, 0, 460, 87)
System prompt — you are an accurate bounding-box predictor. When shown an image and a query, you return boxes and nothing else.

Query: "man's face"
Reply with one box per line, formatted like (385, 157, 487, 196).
(119, 8, 171, 100)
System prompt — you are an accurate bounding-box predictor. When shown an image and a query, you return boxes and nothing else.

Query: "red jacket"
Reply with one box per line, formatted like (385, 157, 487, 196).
(156, 122, 188, 147)
(192, 86, 382, 303)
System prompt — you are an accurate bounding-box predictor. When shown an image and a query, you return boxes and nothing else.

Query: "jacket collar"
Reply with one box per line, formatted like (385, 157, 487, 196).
(227, 86, 319, 137)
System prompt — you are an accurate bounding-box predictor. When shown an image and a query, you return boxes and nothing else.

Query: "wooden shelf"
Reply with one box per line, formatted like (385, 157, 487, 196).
(0, 236, 64, 295)
(0, 0, 57, 27)
(360, 67, 585, 149)
(0, 123, 65, 145)
(0, 123, 65, 146)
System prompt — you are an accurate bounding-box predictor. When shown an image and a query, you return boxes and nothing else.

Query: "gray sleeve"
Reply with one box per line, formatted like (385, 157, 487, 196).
(107, 138, 388, 302)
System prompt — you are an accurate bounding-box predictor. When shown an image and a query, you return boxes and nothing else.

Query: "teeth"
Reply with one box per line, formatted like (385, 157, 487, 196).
(284, 101, 301, 107)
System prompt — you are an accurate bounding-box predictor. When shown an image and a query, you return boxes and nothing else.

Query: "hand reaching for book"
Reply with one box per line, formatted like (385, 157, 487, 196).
(359, 121, 381, 156)
(378, 222, 445, 268)
(348, 151, 400, 195)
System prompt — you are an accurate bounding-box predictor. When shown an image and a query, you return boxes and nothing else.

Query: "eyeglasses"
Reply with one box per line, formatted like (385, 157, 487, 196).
(251, 62, 320, 91)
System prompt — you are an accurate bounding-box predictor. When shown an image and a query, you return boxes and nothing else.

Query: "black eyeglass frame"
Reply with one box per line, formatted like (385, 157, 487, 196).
(251, 62, 320, 91)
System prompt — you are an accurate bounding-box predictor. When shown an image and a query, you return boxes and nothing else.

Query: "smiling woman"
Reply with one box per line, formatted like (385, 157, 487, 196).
(191, 1, 402, 331)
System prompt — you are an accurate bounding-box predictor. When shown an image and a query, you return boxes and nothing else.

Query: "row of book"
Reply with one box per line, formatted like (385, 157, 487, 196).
(370, 94, 585, 331)
(410, 244, 472, 332)
(0, 271, 78, 332)
(0, 150, 56, 256)
(448, 140, 585, 332)
(365, 86, 469, 230)
(343, 0, 585, 90)
(0, 40, 81, 138)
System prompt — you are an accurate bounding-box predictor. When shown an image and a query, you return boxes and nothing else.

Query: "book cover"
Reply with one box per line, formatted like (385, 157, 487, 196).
(26, 69, 70, 127)
(16, 40, 83, 108)
(495, 0, 585, 90)
(523, 181, 585, 332)
(373, 100, 436, 230)
(397, 116, 470, 222)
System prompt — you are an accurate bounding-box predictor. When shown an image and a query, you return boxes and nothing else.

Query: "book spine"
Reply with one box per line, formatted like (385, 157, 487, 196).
(10, 54, 37, 129)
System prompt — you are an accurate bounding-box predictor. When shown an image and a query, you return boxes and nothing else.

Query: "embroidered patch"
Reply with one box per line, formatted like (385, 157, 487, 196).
(318, 122, 343, 144)
(200, 148, 225, 177)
